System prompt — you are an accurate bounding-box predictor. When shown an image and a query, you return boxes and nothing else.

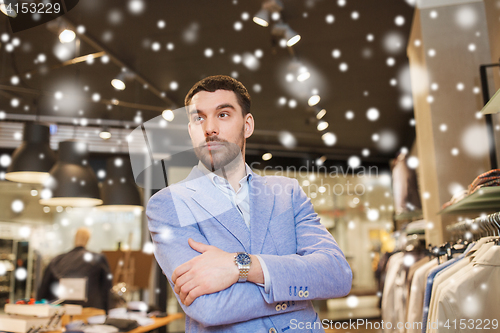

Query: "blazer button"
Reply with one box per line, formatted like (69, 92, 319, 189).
(275, 304, 282, 311)
(282, 303, 287, 310)
(298, 290, 304, 297)
(303, 291, 309, 298)
(269, 328, 277, 333)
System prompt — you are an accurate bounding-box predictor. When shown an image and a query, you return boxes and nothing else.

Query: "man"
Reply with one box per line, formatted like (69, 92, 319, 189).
(147, 75, 352, 332)
(37, 227, 112, 311)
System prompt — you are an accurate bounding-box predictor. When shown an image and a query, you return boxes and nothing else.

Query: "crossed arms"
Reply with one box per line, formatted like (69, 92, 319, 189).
(147, 178, 352, 327)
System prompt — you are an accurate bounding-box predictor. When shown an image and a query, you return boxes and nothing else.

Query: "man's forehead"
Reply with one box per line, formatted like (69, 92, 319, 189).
(189, 89, 239, 109)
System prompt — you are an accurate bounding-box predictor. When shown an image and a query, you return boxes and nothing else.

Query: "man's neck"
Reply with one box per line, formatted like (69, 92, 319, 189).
(214, 158, 247, 191)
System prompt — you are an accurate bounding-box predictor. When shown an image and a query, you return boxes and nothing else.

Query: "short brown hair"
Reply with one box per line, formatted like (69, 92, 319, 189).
(184, 75, 251, 116)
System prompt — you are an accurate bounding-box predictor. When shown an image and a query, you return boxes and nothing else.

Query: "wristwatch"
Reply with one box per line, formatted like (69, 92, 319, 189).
(234, 252, 252, 282)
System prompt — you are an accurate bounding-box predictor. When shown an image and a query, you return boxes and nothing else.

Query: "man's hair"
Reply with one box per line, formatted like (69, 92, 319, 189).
(184, 75, 251, 116)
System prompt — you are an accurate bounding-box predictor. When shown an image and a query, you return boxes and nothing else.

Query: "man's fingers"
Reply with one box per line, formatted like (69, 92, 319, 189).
(188, 238, 210, 253)
(184, 285, 204, 306)
(178, 279, 198, 304)
(172, 262, 191, 283)
(173, 271, 193, 294)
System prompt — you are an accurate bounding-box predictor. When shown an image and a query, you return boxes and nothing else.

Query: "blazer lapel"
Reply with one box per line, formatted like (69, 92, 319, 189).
(249, 174, 275, 254)
(184, 167, 251, 252)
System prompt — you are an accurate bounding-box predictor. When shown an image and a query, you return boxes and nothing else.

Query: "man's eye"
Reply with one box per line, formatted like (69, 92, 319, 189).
(219, 113, 228, 118)
(193, 116, 203, 122)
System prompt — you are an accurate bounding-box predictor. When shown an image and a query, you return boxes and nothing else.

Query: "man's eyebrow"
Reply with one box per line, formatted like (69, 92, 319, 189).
(216, 103, 236, 110)
(188, 109, 202, 115)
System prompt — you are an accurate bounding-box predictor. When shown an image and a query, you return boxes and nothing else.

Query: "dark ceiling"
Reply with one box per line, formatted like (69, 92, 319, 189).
(0, 0, 416, 164)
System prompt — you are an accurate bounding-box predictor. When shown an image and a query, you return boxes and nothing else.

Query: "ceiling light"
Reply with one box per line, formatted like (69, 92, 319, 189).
(317, 121, 329, 131)
(99, 127, 111, 140)
(262, 153, 272, 161)
(111, 70, 134, 90)
(286, 31, 301, 46)
(316, 108, 327, 120)
(272, 23, 301, 47)
(0, 0, 17, 18)
(59, 29, 76, 43)
(111, 78, 126, 90)
(162, 109, 174, 121)
(39, 140, 102, 207)
(253, 8, 270, 27)
(98, 157, 143, 212)
(6, 122, 57, 184)
(253, 0, 283, 27)
(297, 71, 310, 82)
(308, 95, 321, 106)
(322, 132, 337, 146)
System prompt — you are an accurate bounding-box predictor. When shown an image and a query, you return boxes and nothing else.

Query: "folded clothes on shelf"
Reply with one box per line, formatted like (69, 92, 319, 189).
(468, 169, 500, 194)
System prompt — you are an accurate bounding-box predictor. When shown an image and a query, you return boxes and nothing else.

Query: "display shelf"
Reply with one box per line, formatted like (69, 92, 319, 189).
(440, 186, 500, 214)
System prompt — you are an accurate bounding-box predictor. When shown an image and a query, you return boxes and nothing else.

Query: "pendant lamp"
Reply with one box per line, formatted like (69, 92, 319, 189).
(5, 122, 57, 184)
(39, 140, 103, 207)
(98, 157, 143, 212)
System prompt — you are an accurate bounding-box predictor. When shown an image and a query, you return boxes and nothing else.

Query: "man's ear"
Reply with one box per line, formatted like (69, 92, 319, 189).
(244, 113, 254, 139)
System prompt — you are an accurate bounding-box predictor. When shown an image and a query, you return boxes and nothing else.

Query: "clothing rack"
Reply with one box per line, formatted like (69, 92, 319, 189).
(446, 211, 500, 243)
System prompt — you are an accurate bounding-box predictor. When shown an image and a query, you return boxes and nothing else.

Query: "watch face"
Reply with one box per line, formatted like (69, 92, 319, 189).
(236, 253, 251, 265)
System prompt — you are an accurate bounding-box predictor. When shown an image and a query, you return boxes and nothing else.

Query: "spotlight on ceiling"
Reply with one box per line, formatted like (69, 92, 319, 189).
(59, 29, 76, 43)
(297, 67, 311, 82)
(253, 8, 270, 27)
(99, 126, 111, 140)
(262, 152, 273, 161)
(316, 108, 327, 120)
(253, 0, 283, 27)
(111, 70, 134, 90)
(0, 0, 17, 18)
(308, 95, 321, 107)
(272, 22, 301, 47)
(317, 121, 329, 131)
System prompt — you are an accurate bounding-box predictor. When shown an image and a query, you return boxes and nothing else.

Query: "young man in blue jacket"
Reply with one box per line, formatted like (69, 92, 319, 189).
(147, 75, 352, 332)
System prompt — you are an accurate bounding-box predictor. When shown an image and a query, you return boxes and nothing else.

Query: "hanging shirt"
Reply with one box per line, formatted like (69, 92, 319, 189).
(421, 243, 474, 333)
(407, 258, 439, 333)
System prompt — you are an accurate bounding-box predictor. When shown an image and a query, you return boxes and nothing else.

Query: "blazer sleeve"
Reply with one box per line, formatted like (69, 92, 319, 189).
(257, 178, 352, 303)
(147, 188, 308, 327)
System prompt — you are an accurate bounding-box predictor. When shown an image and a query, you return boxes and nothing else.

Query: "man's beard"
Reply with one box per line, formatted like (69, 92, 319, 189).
(194, 131, 244, 173)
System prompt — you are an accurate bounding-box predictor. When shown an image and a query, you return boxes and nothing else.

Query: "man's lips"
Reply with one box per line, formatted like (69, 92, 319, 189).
(203, 142, 224, 151)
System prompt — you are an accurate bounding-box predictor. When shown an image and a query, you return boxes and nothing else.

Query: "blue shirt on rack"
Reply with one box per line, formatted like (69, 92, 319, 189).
(421, 243, 474, 333)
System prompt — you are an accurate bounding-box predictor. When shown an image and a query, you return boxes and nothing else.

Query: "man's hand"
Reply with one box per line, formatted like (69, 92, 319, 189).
(172, 238, 239, 306)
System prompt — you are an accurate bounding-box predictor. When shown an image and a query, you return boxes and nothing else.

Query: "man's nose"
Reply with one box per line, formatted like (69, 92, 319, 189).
(203, 117, 219, 136)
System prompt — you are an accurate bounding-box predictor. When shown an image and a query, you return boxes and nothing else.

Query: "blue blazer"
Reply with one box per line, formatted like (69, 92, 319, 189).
(147, 166, 352, 332)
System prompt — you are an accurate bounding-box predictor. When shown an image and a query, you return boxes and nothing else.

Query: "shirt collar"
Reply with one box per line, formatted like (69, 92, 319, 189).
(197, 161, 253, 187)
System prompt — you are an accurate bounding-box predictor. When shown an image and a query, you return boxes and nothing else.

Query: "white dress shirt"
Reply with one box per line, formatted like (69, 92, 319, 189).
(197, 161, 271, 293)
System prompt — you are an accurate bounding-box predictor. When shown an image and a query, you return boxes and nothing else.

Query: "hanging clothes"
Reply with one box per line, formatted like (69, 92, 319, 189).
(426, 237, 498, 333)
(435, 245, 500, 333)
(382, 252, 405, 333)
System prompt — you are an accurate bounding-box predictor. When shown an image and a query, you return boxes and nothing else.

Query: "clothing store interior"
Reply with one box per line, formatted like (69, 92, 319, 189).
(1, 0, 500, 332)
